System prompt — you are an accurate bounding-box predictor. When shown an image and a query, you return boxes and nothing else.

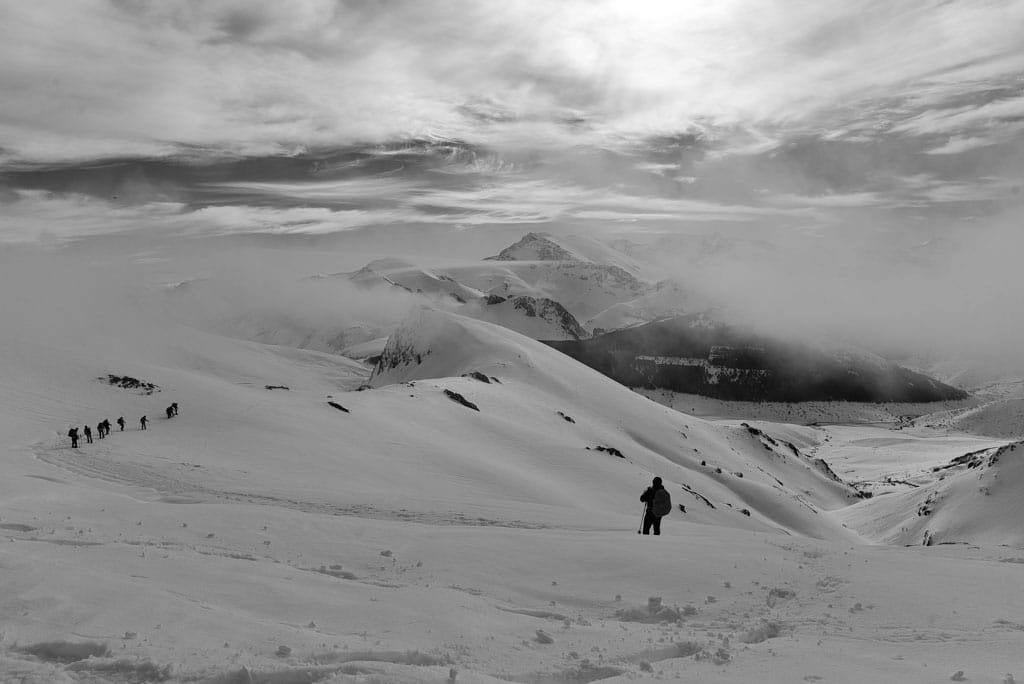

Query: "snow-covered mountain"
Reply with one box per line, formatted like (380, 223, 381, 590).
(484, 230, 644, 275)
(320, 237, 655, 343)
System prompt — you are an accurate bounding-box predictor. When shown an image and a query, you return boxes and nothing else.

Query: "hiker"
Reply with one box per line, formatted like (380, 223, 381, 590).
(96, 422, 104, 439)
(68, 427, 79, 448)
(83, 424, 93, 444)
(140, 415, 147, 430)
(165, 405, 174, 420)
(102, 419, 111, 437)
(117, 416, 125, 432)
(640, 476, 671, 536)
(171, 402, 178, 416)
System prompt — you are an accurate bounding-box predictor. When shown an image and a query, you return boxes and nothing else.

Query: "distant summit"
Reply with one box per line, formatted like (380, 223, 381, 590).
(485, 232, 583, 262)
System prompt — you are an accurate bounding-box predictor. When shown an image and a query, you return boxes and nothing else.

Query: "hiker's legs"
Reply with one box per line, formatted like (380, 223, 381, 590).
(642, 510, 656, 535)
(652, 515, 661, 535)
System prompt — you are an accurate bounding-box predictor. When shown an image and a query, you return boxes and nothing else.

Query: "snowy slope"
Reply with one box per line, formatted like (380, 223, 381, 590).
(348, 261, 486, 304)
(839, 441, 1024, 546)
(587, 279, 712, 333)
(369, 308, 865, 538)
(949, 398, 1024, 439)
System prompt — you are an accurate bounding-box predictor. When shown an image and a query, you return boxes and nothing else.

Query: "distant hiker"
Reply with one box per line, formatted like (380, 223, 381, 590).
(140, 415, 147, 430)
(96, 422, 104, 439)
(165, 405, 174, 420)
(171, 402, 178, 416)
(640, 476, 671, 536)
(68, 427, 79, 448)
(83, 424, 93, 444)
(102, 419, 111, 437)
(117, 416, 125, 432)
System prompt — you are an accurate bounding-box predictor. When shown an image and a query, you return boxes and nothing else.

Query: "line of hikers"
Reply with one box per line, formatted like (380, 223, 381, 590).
(67, 402, 177, 448)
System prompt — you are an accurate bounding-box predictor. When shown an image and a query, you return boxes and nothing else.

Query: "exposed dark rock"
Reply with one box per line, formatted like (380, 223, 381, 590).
(811, 458, 844, 483)
(556, 411, 576, 423)
(18, 640, 110, 663)
(101, 374, 159, 395)
(462, 371, 491, 383)
(444, 389, 479, 411)
(680, 482, 715, 508)
(933, 442, 1021, 473)
(506, 295, 587, 340)
(742, 423, 779, 447)
(327, 401, 350, 413)
(264, 384, 290, 391)
(587, 445, 624, 458)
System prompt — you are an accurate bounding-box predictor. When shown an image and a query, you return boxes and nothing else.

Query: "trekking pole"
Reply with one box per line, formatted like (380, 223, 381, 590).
(637, 505, 645, 535)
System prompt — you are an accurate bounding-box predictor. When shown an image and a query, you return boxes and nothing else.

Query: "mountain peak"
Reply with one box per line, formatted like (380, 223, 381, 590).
(485, 232, 585, 262)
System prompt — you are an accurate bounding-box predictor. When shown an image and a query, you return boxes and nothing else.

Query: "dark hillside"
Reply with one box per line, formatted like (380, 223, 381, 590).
(546, 315, 967, 403)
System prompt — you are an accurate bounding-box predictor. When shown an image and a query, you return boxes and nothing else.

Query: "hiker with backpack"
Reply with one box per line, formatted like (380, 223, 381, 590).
(83, 424, 93, 444)
(139, 415, 147, 430)
(117, 416, 125, 431)
(68, 427, 79, 448)
(640, 476, 671, 535)
(165, 405, 174, 420)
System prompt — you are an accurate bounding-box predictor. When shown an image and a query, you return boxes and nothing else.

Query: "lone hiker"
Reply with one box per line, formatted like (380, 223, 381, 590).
(83, 424, 93, 444)
(139, 415, 147, 430)
(640, 476, 671, 536)
(68, 427, 79, 448)
(117, 416, 125, 432)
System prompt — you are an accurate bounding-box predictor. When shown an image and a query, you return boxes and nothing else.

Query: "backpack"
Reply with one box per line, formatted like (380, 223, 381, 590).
(651, 488, 672, 517)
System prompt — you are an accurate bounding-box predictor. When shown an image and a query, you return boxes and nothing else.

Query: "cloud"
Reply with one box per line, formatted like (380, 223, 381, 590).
(3, 1, 1024, 164)
(768, 192, 892, 209)
(0, 190, 187, 244)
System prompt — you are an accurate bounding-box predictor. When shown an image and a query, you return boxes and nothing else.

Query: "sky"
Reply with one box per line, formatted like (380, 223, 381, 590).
(0, 1, 1023, 366)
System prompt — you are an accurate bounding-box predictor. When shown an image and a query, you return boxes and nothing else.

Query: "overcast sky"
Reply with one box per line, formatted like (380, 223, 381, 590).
(1, 0, 1023, 245)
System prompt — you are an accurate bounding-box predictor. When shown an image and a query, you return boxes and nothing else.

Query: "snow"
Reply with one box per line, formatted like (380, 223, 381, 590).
(1, 240, 1022, 683)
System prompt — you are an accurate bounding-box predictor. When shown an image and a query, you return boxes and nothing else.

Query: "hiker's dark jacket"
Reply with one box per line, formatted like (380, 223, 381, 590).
(640, 484, 664, 510)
